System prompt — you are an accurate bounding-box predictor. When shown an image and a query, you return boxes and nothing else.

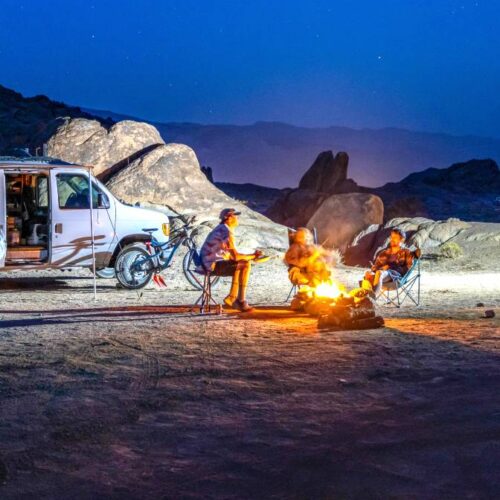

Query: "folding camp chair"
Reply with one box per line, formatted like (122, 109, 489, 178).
(190, 250, 221, 314)
(377, 258, 421, 307)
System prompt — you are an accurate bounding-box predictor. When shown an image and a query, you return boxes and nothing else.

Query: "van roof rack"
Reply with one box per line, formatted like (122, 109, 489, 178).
(0, 156, 76, 166)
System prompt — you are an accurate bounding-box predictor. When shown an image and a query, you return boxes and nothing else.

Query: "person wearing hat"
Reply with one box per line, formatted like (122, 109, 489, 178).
(198, 208, 262, 312)
(362, 228, 416, 296)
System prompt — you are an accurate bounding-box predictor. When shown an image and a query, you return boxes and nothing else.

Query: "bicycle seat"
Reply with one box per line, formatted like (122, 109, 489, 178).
(142, 227, 158, 233)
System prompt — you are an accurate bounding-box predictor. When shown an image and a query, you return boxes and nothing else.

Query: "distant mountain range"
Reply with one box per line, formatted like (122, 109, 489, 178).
(87, 108, 500, 189)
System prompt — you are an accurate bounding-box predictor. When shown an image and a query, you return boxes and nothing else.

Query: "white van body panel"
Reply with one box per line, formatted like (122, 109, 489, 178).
(0, 159, 169, 272)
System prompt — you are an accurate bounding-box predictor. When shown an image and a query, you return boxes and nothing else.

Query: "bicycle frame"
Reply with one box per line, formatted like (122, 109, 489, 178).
(134, 226, 196, 274)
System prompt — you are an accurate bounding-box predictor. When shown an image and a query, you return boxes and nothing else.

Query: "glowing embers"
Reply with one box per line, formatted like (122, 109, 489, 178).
(290, 279, 384, 331)
(313, 280, 345, 300)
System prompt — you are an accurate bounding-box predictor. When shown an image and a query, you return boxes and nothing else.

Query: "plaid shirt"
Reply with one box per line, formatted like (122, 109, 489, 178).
(373, 247, 414, 275)
(200, 223, 234, 270)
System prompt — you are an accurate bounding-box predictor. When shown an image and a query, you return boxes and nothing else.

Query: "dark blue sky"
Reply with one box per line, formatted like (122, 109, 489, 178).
(1, 0, 499, 137)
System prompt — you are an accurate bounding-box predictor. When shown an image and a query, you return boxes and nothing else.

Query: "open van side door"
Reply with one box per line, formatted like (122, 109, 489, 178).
(0, 171, 6, 268)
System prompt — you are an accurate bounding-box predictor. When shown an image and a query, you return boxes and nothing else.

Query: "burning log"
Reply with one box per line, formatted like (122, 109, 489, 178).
(289, 279, 384, 331)
(317, 297, 384, 331)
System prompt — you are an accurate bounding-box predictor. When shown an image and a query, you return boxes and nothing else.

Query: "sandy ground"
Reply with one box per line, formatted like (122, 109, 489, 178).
(0, 257, 499, 499)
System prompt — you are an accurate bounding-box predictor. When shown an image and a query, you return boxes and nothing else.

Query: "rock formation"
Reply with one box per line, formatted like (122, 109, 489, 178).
(107, 143, 246, 216)
(46, 118, 287, 251)
(47, 118, 164, 177)
(307, 193, 384, 252)
(372, 159, 500, 222)
(267, 151, 362, 228)
(267, 150, 372, 250)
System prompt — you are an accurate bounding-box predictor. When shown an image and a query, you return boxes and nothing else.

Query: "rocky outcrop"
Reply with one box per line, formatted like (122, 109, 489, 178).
(307, 193, 384, 252)
(107, 143, 248, 216)
(373, 159, 500, 222)
(87, 134, 288, 251)
(267, 150, 362, 228)
(42, 115, 289, 251)
(47, 118, 163, 177)
(344, 217, 471, 266)
(299, 151, 355, 193)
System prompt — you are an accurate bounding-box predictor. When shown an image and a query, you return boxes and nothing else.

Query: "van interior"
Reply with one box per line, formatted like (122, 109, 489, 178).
(5, 173, 50, 264)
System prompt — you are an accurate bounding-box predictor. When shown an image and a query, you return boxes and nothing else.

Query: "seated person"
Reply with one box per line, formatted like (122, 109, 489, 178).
(199, 208, 261, 312)
(363, 228, 418, 295)
(284, 227, 330, 288)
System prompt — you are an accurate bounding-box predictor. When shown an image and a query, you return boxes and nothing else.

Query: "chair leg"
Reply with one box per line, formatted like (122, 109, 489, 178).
(286, 284, 298, 303)
(193, 273, 220, 314)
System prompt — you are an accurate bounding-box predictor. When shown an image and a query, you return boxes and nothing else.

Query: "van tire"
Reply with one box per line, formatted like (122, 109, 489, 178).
(95, 267, 116, 279)
(114, 243, 154, 290)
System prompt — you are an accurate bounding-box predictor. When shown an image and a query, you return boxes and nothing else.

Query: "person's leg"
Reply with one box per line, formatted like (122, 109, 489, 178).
(226, 267, 241, 304)
(373, 270, 389, 294)
(237, 260, 251, 302)
(361, 271, 375, 291)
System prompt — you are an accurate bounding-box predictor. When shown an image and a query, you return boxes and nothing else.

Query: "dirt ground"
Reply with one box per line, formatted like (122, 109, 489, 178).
(0, 259, 499, 499)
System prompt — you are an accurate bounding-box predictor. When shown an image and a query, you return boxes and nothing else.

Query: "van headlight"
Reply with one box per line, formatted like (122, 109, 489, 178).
(162, 223, 170, 237)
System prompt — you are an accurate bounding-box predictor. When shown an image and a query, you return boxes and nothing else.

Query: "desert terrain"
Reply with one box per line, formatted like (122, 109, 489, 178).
(0, 249, 498, 499)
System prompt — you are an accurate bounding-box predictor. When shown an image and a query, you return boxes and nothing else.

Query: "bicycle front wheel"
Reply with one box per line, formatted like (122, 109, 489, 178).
(115, 243, 155, 290)
(182, 250, 221, 290)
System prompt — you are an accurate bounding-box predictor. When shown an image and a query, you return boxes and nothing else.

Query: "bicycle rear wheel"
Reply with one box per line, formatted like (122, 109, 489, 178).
(115, 243, 155, 290)
(182, 249, 221, 290)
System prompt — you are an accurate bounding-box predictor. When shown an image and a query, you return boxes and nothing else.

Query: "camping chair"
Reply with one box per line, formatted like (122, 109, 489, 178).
(189, 251, 221, 314)
(285, 227, 318, 302)
(377, 258, 421, 307)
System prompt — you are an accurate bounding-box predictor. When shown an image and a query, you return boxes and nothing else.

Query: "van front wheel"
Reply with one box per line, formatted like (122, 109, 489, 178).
(114, 243, 154, 290)
(95, 267, 116, 279)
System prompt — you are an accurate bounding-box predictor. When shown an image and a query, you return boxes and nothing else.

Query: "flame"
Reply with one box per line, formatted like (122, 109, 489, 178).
(314, 280, 344, 299)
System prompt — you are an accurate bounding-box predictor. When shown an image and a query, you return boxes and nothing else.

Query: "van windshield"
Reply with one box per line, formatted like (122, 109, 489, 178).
(56, 174, 108, 209)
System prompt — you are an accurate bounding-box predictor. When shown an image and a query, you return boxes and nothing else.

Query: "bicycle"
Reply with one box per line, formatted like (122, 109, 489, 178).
(114, 216, 221, 291)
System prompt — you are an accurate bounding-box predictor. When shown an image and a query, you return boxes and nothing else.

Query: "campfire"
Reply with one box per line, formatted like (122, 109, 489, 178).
(290, 278, 384, 331)
(284, 227, 384, 330)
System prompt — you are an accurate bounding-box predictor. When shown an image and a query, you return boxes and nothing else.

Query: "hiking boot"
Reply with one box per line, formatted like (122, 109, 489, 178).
(223, 295, 237, 308)
(234, 300, 254, 313)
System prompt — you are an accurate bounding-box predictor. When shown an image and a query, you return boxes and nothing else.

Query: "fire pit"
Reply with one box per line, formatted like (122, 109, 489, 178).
(290, 280, 384, 331)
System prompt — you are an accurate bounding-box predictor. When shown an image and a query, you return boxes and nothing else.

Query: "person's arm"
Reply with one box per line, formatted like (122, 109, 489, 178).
(372, 249, 389, 271)
(405, 249, 414, 269)
(285, 245, 309, 268)
(227, 232, 259, 261)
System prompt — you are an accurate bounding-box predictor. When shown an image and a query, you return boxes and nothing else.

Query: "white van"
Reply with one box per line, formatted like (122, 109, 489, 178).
(0, 157, 169, 273)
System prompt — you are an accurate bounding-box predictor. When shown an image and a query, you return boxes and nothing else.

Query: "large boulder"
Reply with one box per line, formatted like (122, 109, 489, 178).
(107, 143, 247, 216)
(267, 150, 361, 226)
(47, 118, 163, 177)
(106, 143, 288, 251)
(307, 193, 384, 251)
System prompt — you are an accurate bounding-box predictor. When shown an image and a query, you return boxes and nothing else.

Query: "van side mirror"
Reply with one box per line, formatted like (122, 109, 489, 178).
(96, 192, 110, 209)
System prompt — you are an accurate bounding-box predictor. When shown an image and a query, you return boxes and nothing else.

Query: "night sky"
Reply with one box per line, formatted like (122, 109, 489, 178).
(1, 0, 499, 137)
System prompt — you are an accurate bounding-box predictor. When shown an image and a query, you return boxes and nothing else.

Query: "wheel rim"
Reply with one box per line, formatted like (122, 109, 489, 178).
(118, 250, 152, 287)
(183, 250, 221, 290)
